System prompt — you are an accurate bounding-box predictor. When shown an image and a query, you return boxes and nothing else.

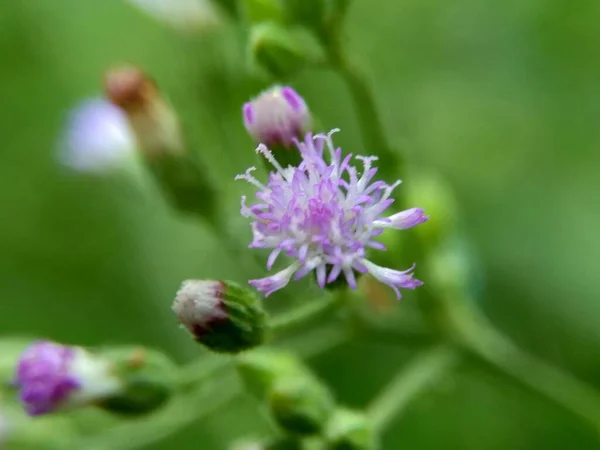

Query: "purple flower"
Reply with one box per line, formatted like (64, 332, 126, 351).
(236, 129, 428, 298)
(243, 86, 311, 148)
(14, 341, 121, 416)
(59, 98, 136, 174)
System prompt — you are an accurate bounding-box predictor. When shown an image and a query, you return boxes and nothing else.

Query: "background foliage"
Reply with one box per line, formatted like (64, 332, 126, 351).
(1, 1, 600, 449)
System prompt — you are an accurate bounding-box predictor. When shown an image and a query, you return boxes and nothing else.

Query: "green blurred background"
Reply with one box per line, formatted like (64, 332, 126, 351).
(1, 0, 600, 448)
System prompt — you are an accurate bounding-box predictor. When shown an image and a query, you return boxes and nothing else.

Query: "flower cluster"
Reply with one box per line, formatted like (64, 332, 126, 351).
(236, 129, 428, 297)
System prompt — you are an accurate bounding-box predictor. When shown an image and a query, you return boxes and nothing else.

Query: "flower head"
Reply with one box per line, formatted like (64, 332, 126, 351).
(236, 129, 428, 298)
(243, 86, 311, 149)
(14, 341, 121, 416)
(59, 98, 136, 174)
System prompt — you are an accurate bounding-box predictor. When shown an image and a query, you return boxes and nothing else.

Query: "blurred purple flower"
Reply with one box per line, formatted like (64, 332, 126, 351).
(14, 340, 120, 416)
(59, 98, 136, 174)
(236, 129, 428, 298)
(243, 86, 311, 148)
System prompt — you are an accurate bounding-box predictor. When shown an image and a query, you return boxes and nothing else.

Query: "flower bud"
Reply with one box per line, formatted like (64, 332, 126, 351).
(126, 0, 221, 34)
(14, 341, 123, 416)
(325, 409, 377, 450)
(427, 234, 484, 301)
(236, 349, 309, 400)
(173, 280, 267, 353)
(104, 65, 218, 221)
(98, 347, 176, 416)
(58, 98, 137, 175)
(13, 341, 176, 418)
(104, 65, 183, 159)
(268, 376, 335, 436)
(403, 170, 459, 247)
(243, 85, 311, 149)
(249, 22, 324, 79)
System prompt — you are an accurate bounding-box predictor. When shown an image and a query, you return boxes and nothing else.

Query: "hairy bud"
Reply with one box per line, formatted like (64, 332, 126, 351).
(173, 280, 267, 353)
(268, 376, 335, 436)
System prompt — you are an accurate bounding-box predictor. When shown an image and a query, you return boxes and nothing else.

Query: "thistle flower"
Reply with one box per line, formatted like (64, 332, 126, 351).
(243, 86, 311, 149)
(236, 129, 428, 298)
(14, 341, 121, 416)
(58, 98, 136, 174)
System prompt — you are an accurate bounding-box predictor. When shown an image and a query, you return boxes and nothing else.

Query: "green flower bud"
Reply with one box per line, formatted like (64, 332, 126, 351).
(173, 280, 267, 353)
(98, 347, 176, 416)
(427, 234, 484, 300)
(268, 376, 335, 436)
(249, 22, 325, 79)
(402, 170, 459, 247)
(104, 65, 218, 221)
(325, 409, 377, 450)
(236, 349, 310, 400)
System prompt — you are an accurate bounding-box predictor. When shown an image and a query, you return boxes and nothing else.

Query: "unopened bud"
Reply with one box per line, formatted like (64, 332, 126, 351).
(105, 65, 183, 159)
(427, 234, 484, 300)
(14, 341, 123, 416)
(98, 347, 176, 416)
(325, 409, 377, 450)
(403, 170, 459, 247)
(268, 376, 335, 436)
(250, 22, 324, 79)
(126, 0, 221, 34)
(173, 280, 267, 353)
(236, 349, 310, 400)
(243, 85, 311, 150)
(104, 65, 218, 221)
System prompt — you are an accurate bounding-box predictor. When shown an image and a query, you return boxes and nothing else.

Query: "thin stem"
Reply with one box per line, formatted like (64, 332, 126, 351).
(270, 290, 344, 334)
(177, 355, 232, 392)
(368, 345, 461, 432)
(448, 299, 600, 429)
(330, 50, 401, 180)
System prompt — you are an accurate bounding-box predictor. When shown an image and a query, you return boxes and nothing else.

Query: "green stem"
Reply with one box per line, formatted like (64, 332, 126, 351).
(177, 356, 232, 392)
(448, 299, 600, 429)
(368, 345, 461, 432)
(270, 290, 345, 334)
(330, 50, 401, 180)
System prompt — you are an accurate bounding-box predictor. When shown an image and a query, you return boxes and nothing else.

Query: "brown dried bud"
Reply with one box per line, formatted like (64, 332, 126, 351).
(104, 65, 183, 158)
